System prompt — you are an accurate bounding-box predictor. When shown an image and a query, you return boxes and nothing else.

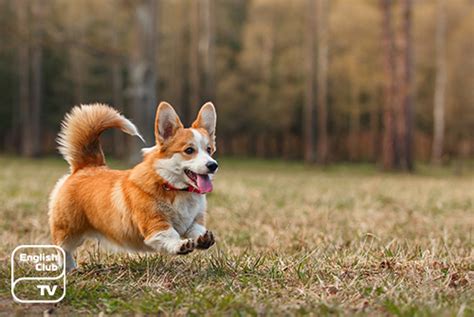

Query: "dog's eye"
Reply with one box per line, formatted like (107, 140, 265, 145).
(184, 147, 195, 155)
(207, 147, 212, 154)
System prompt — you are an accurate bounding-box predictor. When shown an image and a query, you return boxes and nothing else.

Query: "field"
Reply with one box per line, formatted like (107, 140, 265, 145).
(0, 156, 472, 316)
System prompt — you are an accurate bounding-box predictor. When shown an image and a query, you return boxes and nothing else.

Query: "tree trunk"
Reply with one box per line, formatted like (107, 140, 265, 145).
(316, 0, 329, 164)
(282, 131, 292, 160)
(29, 0, 44, 157)
(401, 0, 414, 171)
(256, 133, 266, 158)
(370, 102, 380, 162)
(170, 1, 186, 120)
(432, 0, 446, 164)
(68, 4, 85, 105)
(393, 0, 414, 171)
(111, 28, 126, 158)
(70, 47, 85, 104)
(128, 0, 158, 163)
(189, 0, 200, 115)
(112, 60, 125, 158)
(395, 30, 407, 170)
(380, 0, 397, 170)
(304, 0, 316, 163)
(349, 103, 360, 162)
(172, 2, 189, 125)
(16, 0, 32, 156)
(200, 0, 215, 103)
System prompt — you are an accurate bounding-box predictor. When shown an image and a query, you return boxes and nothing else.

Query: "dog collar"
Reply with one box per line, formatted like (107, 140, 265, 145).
(162, 182, 203, 194)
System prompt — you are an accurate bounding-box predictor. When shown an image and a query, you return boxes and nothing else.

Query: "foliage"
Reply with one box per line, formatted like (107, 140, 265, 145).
(0, 0, 472, 161)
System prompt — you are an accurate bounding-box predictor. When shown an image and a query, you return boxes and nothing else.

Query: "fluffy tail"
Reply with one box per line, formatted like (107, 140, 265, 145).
(58, 103, 144, 172)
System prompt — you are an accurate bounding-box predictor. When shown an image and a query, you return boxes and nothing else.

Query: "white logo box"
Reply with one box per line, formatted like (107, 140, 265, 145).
(11, 245, 66, 304)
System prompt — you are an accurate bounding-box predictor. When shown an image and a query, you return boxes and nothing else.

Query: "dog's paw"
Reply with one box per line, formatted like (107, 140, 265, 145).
(177, 239, 196, 255)
(196, 230, 215, 249)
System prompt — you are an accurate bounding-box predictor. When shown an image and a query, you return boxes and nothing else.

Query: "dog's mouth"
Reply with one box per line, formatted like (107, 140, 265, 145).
(184, 169, 213, 193)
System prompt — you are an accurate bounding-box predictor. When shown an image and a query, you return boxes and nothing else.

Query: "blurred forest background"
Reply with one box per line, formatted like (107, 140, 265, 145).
(0, 0, 472, 170)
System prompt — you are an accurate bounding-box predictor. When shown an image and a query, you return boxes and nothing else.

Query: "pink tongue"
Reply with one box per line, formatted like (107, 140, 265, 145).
(196, 174, 213, 193)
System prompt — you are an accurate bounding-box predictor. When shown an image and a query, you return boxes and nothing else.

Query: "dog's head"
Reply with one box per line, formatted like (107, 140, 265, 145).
(143, 102, 218, 193)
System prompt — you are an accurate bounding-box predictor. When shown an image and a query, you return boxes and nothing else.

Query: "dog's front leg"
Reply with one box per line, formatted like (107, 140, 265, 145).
(185, 214, 215, 250)
(145, 227, 196, 255)
(135, 203, 196, 255)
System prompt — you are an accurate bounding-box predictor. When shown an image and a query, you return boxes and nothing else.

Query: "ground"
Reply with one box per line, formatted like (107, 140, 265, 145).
(0, 156, 472, 316)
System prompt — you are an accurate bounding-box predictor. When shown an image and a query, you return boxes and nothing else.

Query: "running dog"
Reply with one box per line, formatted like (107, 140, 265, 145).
(49, 102, 218, 270)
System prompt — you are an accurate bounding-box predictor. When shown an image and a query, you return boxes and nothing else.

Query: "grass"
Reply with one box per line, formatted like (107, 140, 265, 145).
(0, 156, 472, 316)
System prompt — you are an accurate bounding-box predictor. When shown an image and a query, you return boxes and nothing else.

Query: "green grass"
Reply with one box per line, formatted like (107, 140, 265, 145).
(0, 156, 472, 316)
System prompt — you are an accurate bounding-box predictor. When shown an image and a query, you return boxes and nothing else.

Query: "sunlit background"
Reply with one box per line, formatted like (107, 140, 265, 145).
(0, 0, 472, 170)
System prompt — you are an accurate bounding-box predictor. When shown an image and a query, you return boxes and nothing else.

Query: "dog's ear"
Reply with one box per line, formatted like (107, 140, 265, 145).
(155, 102, 183, 145)
(192, 102, 216, 139)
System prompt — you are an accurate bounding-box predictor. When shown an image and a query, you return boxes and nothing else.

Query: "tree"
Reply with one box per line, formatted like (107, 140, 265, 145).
(200, 0, 216, 103)
(392, 0, 415, 171)
(111, 16, 126, 158)
(380, 0, 397, 170)
(66, 3, 86, 104)
(15, 0, 30, 156)
(316, 0, 329, 164)
(400, 0, 414, 171)
(189, 0, 200, 116)
(128, 0, 158, 162)
(348, 62, 360, 162)
(15, 0, 43, 157)
(304, 0, 316, 163)
(188, 0, 215, 118)
(380, 0, 414, 171)
(1, 0, 472, 162)
(432, 0, 447, 164)
(30, 0, 45, 157)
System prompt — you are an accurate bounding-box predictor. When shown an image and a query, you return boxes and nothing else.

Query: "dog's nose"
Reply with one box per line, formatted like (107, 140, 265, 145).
(206, 161, 218, 173)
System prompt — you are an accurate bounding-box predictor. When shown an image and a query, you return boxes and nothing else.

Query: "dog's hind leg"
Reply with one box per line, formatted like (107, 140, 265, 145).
(62, 237, 83, 272)
(51, 227, 84, 272)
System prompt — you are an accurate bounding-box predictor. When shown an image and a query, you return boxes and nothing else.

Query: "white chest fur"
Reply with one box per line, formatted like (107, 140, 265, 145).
(170, 193, 206, 235)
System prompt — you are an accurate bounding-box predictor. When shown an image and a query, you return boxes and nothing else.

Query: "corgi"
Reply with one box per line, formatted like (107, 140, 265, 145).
(49, 102, 218, 271)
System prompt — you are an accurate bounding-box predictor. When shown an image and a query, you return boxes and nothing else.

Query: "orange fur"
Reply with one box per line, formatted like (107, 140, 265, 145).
(49, 102, 217, 269)
(57, 103, 143, 172)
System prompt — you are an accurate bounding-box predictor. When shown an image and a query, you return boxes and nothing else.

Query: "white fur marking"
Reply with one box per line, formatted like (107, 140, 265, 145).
(155, 154, 190, 189)
(191, 129, 204, 145)
(111, 181, 127, 217)
(121, 116, 145, 143)
(144, 227, 183, 254)
(186, 223, 207, 239)
(171, 194, 207, 235)
(141, 145, 157, 156)
(48, 174, 70, 214)
(188, 129, 216, 174)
